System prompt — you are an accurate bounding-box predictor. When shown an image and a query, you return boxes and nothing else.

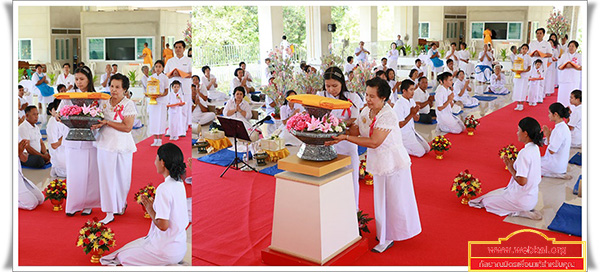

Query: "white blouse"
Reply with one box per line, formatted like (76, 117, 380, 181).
(557, 52, 582, 83)
(490, 73, 506, 88)
(357, 104, 411, 175)
(224, 98, 252, 120)
(505, 142, 541, 203)
(96, 97, 137, 153)
(280, 103, 305, 121)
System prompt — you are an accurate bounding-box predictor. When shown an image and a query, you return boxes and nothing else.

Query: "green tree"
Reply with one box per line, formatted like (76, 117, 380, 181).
(331, 6, 360, 56)
(283, 6, 306, 48)
(192, 6, 259, 46)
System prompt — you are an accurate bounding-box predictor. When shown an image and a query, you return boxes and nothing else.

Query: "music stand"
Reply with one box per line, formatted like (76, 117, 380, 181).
(217, 116, 257, 177)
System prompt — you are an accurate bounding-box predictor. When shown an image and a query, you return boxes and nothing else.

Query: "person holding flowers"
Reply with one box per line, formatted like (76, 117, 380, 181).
(101, 143, 188, 266)
(435, 72, 465, 134)
(58, 66, 102, 217)
(318, 66, 363, 210)
(327, 77, 421, 253)
(93, 74, 137, 224)
(469, 117, 544, 220)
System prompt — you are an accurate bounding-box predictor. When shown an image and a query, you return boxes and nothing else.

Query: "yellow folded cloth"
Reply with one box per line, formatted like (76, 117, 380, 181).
(53, 92, 111, 100)
(264, 148, 290, 162)
(206, 138, 232, 151)
(286, 94, 352, 110)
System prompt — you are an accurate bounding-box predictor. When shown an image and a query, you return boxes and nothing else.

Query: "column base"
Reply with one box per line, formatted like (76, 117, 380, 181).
(261, 237, 369, 266)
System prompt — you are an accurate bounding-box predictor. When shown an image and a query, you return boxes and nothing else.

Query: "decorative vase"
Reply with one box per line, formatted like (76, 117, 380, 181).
(434, 150, 444, 160)
(50, 198, 64, 211)
(466, 127, 475, 136)
(90, 248, 105, 263)
(461, 195, 473, 205)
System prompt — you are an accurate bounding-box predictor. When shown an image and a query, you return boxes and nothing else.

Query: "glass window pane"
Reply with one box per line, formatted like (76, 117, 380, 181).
(136, 38, 153, 60)
(471, 22, 484, 39)
(56, 39, 60, 60)
(19, 40, 32, 60)
(89, 38, 104, 60)
(419, 23, 429, 38)
(61, 39, 65, 59)
(106, 38, 135, 60)
(508, 23, 521, 40)
(66, 39, 69, 60)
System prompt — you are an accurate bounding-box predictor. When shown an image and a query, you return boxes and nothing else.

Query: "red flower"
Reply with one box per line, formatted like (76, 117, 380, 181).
(96, 231, 101, 237)
(85, 230, 91, 235)
(99, 240, 105, 245)
(83, 238, 90, 244)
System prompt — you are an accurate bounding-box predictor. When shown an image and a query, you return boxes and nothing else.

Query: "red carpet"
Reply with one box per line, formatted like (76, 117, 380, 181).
(192, 93, 581, 266)
(18, 129, 192, 266)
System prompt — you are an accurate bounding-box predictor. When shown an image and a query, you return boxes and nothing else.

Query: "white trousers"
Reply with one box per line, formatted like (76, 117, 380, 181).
(192, 108, 216, 126)
(436, 110, 465, 134)
(402, 129, 431, 157)
(487, 85, 509, 94)
(334, 141, 360, 210)
(18, 171, 44, 210)
(148, 103, 168, 135)
(65, 144, 101, 213)
(100, 237, 185, 266)
(97, 149, 133, 213)
(373, 167, 422, 243)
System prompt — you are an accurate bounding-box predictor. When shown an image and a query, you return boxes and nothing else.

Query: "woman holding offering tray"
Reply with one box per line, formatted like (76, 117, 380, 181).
(327, 77, 421, 253)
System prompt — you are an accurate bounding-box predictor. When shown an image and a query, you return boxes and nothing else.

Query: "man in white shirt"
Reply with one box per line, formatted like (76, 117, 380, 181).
(344, 56, 355, 76)
(413, 76, 436, 124)
(55, 63, 75, 91)
(376, 57, 388, 72)
(529, 28, 552, 92)
(18, 106, 50, 168)
(165, 40, 193, 126)
(354, 41, 370, 63)
(412, 59, 425, 79)
(395, 34, 406, 56)
(100, 64, 113, 92)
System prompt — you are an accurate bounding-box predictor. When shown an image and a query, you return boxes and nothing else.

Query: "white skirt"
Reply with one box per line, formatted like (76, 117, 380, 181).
(436, 109, 465, 134)
(65, 143, 101, 213)
(487, 85, 509, 94)
(148, 103, 168, 135)
(469, 187, 537, 217)
(557, 82, 578, 107)
(512, 77, 529, 102)
(97, 149, 133, 213)
(334, 141, 360, 210)
(168, 107, 187, 137)
(373, 167, 422, 242)
(401, 129, 431, 157)
(100, 237, 185, 266)
(527, 81, 543, 103)
(192, 107, 216, 126)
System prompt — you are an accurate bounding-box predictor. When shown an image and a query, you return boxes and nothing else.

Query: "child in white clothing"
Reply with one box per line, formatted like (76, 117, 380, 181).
(435, 72, 465, 134)
(452, 70, 479, 107)
(147, 60, 170, 146)
(166, 81, 186, 141)
(512, 44, 532, 111)
(527, 59, 544, 106)
(567, 90, 582, 148)
(487, 65, 509, 94)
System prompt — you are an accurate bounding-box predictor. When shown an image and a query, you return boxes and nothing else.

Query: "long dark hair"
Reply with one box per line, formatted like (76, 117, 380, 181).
(74, 66, 95, 92)
(549, 102, 570, 119)
(157, 143, 186, 181)
(518, 117, 544, 146)
(283, 90, 297, 105)
(322, 66, 350, 101)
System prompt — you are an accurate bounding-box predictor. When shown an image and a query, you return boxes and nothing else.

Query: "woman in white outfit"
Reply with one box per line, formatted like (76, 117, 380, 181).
(279, 90, 304, 146)
(544, 39, 559, 97)
(224, 86, 260, 141)
(435, 72, 465, 134)
(93, 73, 137, 224)
(146, 60, 169, 147)
(46, 100, 69, 178)
(191, 82, 216, 126)
(387, 42, 399, 73)
(487, 65, 509, 94)
(101, 143, 188, 266)
(469, 117, 544, 220)
(540, 103, 572, 178)
(458, 42, 474, 77)
(556, 41, 582, 107)
(17, 139, 44, 210)
(452, 70, 479, 107)
(393, 80, 430, 157)
(328, 77, 421, 253)
(568, 90, 582, 148)
(201, 65, 226, 101)
(512, 44, 532, 111)
(58, 66, 101, 217)
(318, 67, 362, 211)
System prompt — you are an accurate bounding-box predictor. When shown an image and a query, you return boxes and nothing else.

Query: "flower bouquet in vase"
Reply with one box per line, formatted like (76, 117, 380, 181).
(77, 218, 116, 263)
(55, 92, 110, 141)
(451, 170, 482, 204)
(464, 115, 480, 136)
(285, 94, 352, 161)
(134, 184, 156, 218)
(499, 144, 519, 170)
(431, 135, 451, 159)
(359, 158, 373, 185)
(44, 178, 66, 211)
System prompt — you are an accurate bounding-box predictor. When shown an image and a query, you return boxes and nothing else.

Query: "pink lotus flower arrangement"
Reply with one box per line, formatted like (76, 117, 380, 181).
(286, 112, 346, 133)
(60, 104, 104, 118)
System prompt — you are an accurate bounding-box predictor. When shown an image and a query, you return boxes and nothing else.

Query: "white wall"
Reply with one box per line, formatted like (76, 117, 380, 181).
(418, 6, 444, 41)
(18, 6, 51, 64)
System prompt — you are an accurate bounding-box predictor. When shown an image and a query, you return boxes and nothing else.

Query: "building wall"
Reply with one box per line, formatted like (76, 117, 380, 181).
(466, 6, 528, 55)
(18, 6, 51, 64)
(527, 6, 554, 40)
(418, 6, 444, 41)
(50, 6, 81, 28)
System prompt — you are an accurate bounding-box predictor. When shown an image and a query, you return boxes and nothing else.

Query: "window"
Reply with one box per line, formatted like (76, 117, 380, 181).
(105, 38, 135, 60)
(88, 38, 104, 60)
(66, 40, 69, 60)
(446, 22, 458, 39)
(419, 22, 430, 39)
(55, 38, 71, 60)
(471, 22, 522, 40)
(19, 39, 32, 60)
(55, 39, 60, 60)
(167, 36, 175, 47)
(531, 21, 539, 40)
(135, 37, 153, 61)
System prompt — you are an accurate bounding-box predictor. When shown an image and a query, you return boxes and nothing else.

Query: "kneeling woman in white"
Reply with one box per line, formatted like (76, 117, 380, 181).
(393, 80, 430, 157)
(568, 90, 582, 148)
(318, 67, 362, 210)
(487, 65, 509, 94)
(540, 103, 572, 178)
(147, 60, 169, 146)
(101, 143, 188, 266)
(58, 66, 101, 216)
(453, 70, 479, 107)
(94, 74, 137, 224)
(18, 139, 44, 210)
(329, 77, 421, 253)
(469, 117, 544, 220)
(435, 72, 465, 134)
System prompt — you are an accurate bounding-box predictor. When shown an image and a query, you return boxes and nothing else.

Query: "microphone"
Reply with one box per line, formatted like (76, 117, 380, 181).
(252, 115, 272, 127)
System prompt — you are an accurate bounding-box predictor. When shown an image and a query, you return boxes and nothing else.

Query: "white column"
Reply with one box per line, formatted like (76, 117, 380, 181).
(258, 6, 284, 65)
(359, 6, 377, 43)
(305, 6, 332, 62)
(396, 7, 419, 52)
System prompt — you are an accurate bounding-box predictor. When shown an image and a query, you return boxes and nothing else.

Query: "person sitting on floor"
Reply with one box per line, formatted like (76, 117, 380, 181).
(101, 143, 188, 266)
(46, 100, 69, 177)
(541, 103, 572, 179)
(469, 117, 544, 220)
(452, 70, 479, 108)
(567, 89, 581, 148)
(17, 139, 44, 210)
(393, 79, 431, 157)
(487, 64, 509, 94)
(224, 86, 259, 141)
(18, 105, 51, 168)
(435, 72, 465, 134)
(278, 90, 304, 146)
(413, 77, 436, 124)
(192, 83, 216, 126)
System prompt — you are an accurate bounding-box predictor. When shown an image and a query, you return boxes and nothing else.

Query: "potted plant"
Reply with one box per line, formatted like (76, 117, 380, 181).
(357, 210, 374, 236)
(464, 115, 480, 135)
(451, 169, 482, 204)
(500, 48, 508, 61)
(44, 178, 67, 211)
(76, 218, 117, 263)
(430, 135, 452, 159)
(127, 70, 138, 87)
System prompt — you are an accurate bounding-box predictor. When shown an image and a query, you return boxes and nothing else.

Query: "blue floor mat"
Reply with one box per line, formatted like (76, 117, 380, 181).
(573, 175, 581, 195)
(547, 203, 582, 237)
(358, 146, 367, 156)
(415, 120, 438, 125)
(483, 91, 509, 96)
(569, 152, 581, 165)
(198, 148, 252, 167)
(22, 162, 52, 170)
(259, 164, 285, 176)
(40, 129, 47, 135)
(473, 95, 498, 101)
(463, 103, 480, 109)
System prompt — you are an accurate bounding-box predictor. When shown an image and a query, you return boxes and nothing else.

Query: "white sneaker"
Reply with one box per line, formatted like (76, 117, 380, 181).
(371, 240, 394, 253)
(170, 136, 179, 141)
(518, 104, 524, 111)
(150, 139, 158, 146)
(156, 139, 162, 146)
(514, 105, 520, 110)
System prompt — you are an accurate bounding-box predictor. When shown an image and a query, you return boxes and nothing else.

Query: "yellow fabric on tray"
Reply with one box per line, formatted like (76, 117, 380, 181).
(286, 94, 352, 110)
(265, 148, 290, 162)
(53, 92, 111, 100)
(206, 138, 232, 151)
